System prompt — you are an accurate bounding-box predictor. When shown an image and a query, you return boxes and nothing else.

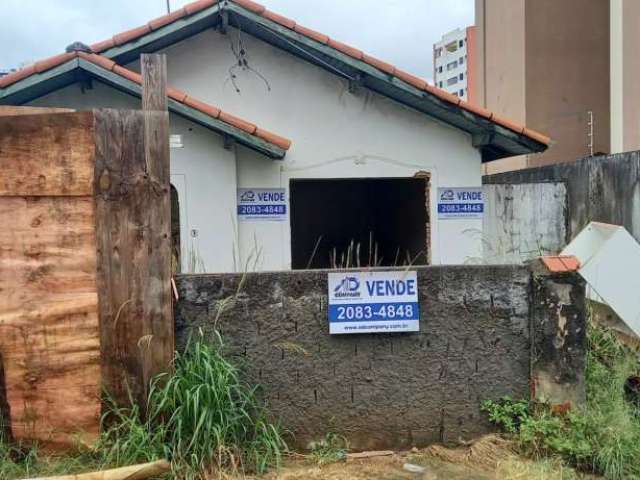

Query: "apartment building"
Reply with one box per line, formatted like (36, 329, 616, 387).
(433, 27, 476, 103)
(476, 0, 640, 173)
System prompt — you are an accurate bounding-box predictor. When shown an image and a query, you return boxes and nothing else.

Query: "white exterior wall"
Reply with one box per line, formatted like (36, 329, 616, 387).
(433, 28, 469, 100)
(152, 28, 482, 270)
(29, 83, 239, 273)
(27, 26, 485, 272)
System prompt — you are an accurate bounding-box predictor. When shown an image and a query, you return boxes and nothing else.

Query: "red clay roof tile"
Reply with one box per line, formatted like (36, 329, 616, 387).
(393, 69, 428, 91)
(112, 64, 142, 83)
(113, 25, 152, 46)
(458, 100, 493, 120)
(523, 127, 552, 146)
(219, 110, 258, 134)
(327, 39, 363, 60)
(433, 88, 462, 105)
(148, 9, 188, 31)
(541, 257, 567, 273)
(559, 256, 581, 271)
(0, 64, 36, 87)
(362, 54, 396, 76)
(90, 38, 116, 53)
(167, 87, 188, 103)
(262, 10, 296, 29)
(184, 95, 221, 118)
(78, 52, 116, 72)
(255, 127, 292, 150)
(493, 115, 525, 134)
(293, 24, 329, 45)
(233, 0, 266, 14)
(34, 52, 75, 73)
(541, 255, 581, 273)
(184, 0, 218, 15)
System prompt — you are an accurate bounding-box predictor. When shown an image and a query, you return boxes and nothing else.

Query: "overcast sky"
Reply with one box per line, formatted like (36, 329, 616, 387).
(0, 0, 474, 81)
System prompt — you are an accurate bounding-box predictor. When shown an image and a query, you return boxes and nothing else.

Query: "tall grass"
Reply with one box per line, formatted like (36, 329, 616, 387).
(483, 323, 640, 479)
(0, 332, 285, 479)
(148, 331, 285, 477)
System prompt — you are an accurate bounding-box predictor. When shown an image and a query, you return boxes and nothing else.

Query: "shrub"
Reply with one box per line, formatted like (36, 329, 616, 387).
(482, 324, 640, 479)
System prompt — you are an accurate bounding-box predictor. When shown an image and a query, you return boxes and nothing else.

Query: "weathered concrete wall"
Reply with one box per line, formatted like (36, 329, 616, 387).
(484, 151, 640, 245)
(530, 261, 587, 407)
(483, 183, 567, 263)
(175, 265, 586, 450)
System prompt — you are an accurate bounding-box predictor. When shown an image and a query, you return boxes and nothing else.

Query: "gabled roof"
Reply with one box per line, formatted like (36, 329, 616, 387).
(0, 0, 549, 161)
(0, 51, 291, 159)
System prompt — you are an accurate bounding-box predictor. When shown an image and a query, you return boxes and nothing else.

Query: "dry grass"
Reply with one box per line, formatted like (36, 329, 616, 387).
(245, 435, 597, 480)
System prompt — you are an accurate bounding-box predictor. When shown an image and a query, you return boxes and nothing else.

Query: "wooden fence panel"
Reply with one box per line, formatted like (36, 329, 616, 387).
(0, 85, 173, 448)
(0, 112, 101, 448)
(0, 113, 94, 197)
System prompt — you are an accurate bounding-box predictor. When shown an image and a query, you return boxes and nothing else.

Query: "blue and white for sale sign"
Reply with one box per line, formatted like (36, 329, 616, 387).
(237, 188, 287, 221)
(327, 271, 420, 334)
(437, 187, 484, 219)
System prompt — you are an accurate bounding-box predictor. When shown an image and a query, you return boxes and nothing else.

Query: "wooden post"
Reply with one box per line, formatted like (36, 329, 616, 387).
(94, 53, 173, 411)
(140, 53, 173, 404)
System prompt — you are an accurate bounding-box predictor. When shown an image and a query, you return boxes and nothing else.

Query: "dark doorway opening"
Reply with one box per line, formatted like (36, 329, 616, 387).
(290, 177, 430, 269)
(170, 184, 181, 274)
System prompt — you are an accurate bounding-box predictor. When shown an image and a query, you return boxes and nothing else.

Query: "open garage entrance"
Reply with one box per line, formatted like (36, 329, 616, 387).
(290, 177, 430, 269)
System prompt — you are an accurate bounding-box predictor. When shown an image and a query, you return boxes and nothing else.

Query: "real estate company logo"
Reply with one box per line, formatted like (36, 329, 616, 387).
(333, 276, 361, 298)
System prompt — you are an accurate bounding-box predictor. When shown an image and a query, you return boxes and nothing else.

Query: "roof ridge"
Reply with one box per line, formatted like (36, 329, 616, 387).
(0, 0, 550, 146)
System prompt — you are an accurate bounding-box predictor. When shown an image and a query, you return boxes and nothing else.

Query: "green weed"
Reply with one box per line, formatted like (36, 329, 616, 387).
(482, 323, 640, 479)
(309, 433, 348, 465)
(148, 331, 286, 477)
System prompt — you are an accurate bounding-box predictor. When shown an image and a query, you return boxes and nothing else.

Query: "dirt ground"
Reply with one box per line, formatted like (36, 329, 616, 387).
(248, 435, 598, 480)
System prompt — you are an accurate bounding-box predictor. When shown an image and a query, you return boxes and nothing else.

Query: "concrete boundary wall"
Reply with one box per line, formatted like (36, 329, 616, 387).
(484, 151, 640, 245)
(175, 265, 585, 450)
(483, 183, 567, 264)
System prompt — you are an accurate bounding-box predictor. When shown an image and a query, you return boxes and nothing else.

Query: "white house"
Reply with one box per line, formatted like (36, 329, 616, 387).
(0, 0, 549, 273)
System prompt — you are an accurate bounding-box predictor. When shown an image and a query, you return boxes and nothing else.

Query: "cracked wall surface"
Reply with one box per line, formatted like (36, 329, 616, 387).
(175, 266, 535, 450)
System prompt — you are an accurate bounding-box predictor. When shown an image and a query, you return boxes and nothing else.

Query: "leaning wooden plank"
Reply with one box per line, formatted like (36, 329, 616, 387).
(20, 459, 171, 480)
(347, 450, 395, 459)
(0, 112, 94, 196)
(93, 106, 173, 412)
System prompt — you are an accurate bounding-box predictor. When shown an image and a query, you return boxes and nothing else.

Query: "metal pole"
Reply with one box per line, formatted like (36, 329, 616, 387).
(166, 0, 171, 13)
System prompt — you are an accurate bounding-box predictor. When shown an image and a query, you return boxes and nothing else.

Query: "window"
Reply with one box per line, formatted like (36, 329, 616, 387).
(445, 41, 458, 53)
(459, 89, 465, 97)
(289, 178, 430, 269)
(459, 73, 464, 80)
(446, 60, 458, 71)
(438, 81, 443, 88)
(438, 66, 443, 73)
(435, 47, 443, 58)
(447, 76, 458, 86)
(459, 39, 464, 47)
(459, 56, 464, 65)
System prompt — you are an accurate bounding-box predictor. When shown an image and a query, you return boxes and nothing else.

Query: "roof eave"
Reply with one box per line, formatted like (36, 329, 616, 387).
(0, 58, 287, 160)
(95, 2, 547, 160)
